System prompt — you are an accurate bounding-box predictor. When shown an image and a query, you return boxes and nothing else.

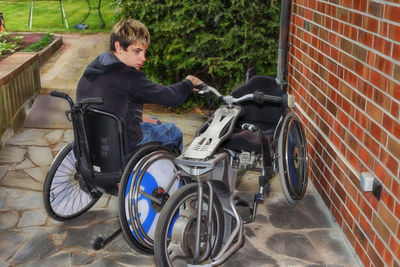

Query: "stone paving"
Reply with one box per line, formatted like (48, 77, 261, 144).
(0, 33, 362, 267)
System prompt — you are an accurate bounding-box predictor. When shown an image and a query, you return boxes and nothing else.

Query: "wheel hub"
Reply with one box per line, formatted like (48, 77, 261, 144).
(151, 187, 169, 212)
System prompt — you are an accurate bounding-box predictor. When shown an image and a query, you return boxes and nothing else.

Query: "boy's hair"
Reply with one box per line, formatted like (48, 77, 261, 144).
(110, 19, 151, 52)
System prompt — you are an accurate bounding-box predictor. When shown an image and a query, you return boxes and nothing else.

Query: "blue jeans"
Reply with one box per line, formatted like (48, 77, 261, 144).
(139, 118, 183, 151)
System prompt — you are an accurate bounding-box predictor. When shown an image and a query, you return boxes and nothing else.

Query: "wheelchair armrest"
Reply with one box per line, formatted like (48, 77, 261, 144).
(78, 98, 104, 106)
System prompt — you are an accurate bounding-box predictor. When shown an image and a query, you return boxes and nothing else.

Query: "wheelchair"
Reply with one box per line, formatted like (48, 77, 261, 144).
(153, 75, 309, 266)
(42, 91, 182, 254)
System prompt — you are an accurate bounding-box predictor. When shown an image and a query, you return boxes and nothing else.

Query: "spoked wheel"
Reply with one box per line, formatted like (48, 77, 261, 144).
(118, 144, 181, 254)
(154, 183, 225, 267)
(43, 142, 101, 221)
(278, 113, 309, 204)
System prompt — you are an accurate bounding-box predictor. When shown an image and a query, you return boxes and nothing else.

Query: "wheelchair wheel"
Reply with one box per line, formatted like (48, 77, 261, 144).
(278, 113, 309, 204)
(43, 142, 101, 221)
(118, 144, 181, 254)
(154, 183, 224, 267)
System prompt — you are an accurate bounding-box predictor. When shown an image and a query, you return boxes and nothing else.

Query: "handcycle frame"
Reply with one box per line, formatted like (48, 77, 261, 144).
(154, 82, 308, 266)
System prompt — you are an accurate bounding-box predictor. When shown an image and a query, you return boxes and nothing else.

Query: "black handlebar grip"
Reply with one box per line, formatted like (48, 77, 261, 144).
(50, 91, 68, 99)
(194, 83, 208, 90)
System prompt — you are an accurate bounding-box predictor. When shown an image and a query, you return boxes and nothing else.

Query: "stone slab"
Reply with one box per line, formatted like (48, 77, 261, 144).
(28, 146, 53, 166)
(7, 129, 49, 146)
(0, 230, 26, 260)
(0, 165, 8, 180)
(23, 95, 72, 129)
(18, 209, 48, 227)
(11, 229, 57, 264)
(0, 146, 26, 164)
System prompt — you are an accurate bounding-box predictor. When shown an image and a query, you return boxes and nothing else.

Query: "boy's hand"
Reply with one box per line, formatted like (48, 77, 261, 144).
(185, 75, 203, 88)
(143, 114, 160, 124)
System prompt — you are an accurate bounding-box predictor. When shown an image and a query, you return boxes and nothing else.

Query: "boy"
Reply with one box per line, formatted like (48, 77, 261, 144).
(77, 19, 203, 152)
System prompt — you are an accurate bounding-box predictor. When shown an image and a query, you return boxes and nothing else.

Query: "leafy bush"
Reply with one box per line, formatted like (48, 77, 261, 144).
(0, 32, 23, 56)
(115, 0, 280, 101)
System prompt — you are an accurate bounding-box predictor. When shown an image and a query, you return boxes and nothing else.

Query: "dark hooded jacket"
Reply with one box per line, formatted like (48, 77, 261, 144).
(76, 52, 193, 152)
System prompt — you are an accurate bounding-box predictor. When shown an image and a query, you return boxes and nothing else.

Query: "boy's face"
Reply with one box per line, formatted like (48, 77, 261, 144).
(114, 41, 147, 70)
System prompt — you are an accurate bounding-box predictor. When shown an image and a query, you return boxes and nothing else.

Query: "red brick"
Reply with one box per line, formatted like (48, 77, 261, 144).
(358, 196, 373, 220)
(366, 100, 383, 124)
(370, 69, 388, 91)
(332, 19, 344, 34)
(388, 81, 400, 101)
(364, 132, 380, 155)
(352, 90, 366, 110)
(355, 109, 370, 130)
(379, 204, 398, 233)
(380, 148, 399, 176)
(367, 50, 375, 67)
(337, 7, 349, 22)
(389, 236, 400, 261)
(374, 35, 393, 56)
(380, 21, 389, 37)
(389, 24, 400, 43)
(353, 0, 367, 12)
(343, 24, 358, 40)
(359, 30, 373, 47)
(395, 202, 400, 221)
(392, 100, 400, 118)
(382, 114, 400, 141)
(372, 212, 391, 243)
(357, 80, 374, 99)
(375, 54, 394, 76)
(359, 145, 374, 169)
(381, 188, 395, 211)
(368, 1, 384, 18)
(363, 16, 379, 33)
(387, 136, 400, 160)
(370, 120, 387, 145)
(374, 162, 393, 189)
(374, 235, 385, 259)
(350, 11, 363, 27)
(385, 4, 400, 23)
(373, 89, 391, 112)
(393, 44, 400, 61)
(356, 241, 372, 267)
(343, 69, 358, 88)
(367, 241, 385, 266)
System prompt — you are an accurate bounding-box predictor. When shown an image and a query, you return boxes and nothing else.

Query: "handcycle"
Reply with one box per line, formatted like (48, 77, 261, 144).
(42, 91, 184, 253)
(153, 75, 309, 266)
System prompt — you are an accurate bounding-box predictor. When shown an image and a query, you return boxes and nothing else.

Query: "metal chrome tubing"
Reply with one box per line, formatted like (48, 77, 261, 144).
(198, 181, 214, 263)
(212, 192, 243, 266)
(193, 182, 204, 263)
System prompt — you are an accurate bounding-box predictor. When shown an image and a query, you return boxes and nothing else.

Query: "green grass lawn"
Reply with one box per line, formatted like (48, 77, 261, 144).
(0, 0, 117, 33)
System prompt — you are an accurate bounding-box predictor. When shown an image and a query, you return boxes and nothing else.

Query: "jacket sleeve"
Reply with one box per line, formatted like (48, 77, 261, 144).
(128, 71, 193, 106)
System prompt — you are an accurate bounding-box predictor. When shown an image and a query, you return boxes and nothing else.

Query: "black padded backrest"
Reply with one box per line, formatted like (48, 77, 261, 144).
(83, 109, 126, 173)
(231, 75, 284, 131)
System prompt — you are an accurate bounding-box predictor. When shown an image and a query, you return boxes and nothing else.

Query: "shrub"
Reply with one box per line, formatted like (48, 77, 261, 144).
(115, 0, 280, 108)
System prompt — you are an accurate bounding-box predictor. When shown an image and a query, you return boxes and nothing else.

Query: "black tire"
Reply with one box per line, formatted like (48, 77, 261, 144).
(278, 113, 309, 204)
(154, 183, 225, 267)
(118, 144, 180, 254)
(43, 142, 101, 221)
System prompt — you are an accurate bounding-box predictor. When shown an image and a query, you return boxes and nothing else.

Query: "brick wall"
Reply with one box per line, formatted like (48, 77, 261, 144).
(288, 0, 400, 266)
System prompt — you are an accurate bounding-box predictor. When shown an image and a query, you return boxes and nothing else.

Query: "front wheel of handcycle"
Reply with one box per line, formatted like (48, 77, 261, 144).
(43, 142, 102, 221)
(154, 183, 225, 267)
(118, 143, 182, 254)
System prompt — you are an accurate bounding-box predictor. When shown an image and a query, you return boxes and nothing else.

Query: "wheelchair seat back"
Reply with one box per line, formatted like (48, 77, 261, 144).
(73, 108, 128, 195)
(231, 75, 284, 132)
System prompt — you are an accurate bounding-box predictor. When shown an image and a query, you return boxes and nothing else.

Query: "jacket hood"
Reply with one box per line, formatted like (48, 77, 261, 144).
(83, 52, 126, 80)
